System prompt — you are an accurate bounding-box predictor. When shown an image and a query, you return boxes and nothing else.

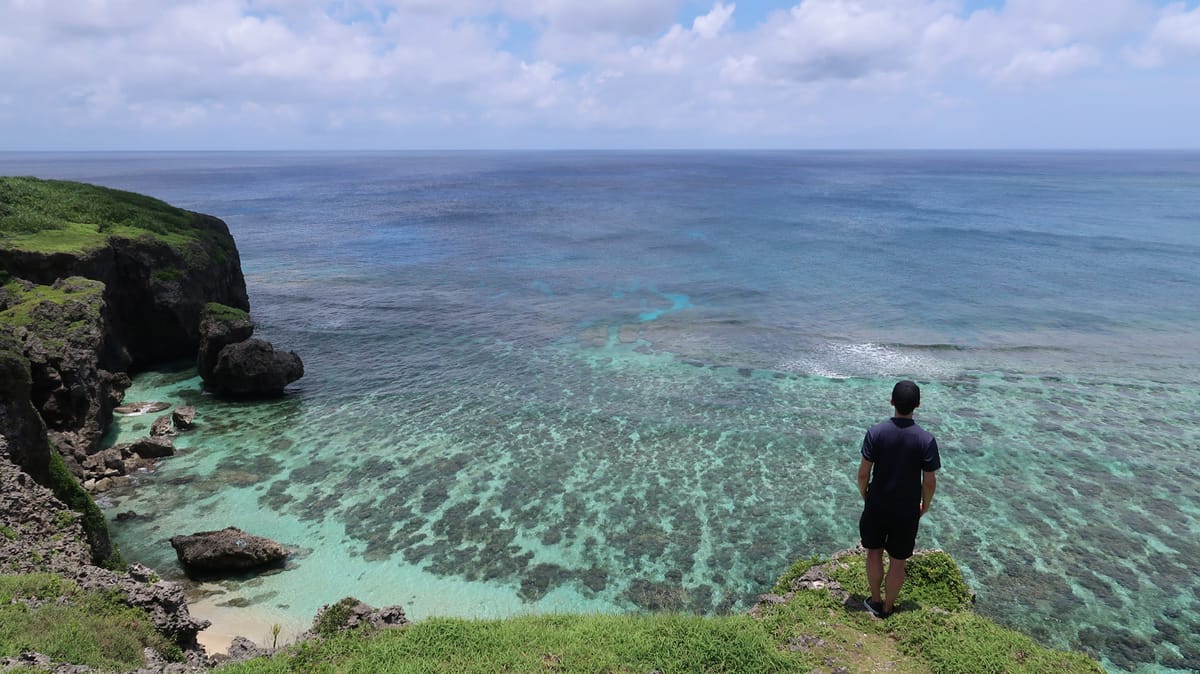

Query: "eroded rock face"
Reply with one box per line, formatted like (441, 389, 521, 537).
(169, 527, 289, 575)
(0, 333, 51, 485)
(209, 339, 304, 397)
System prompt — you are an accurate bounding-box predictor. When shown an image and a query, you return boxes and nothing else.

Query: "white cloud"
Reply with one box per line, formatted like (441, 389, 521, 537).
(506, 0, 682, 35)
(754, 0, 949, 83)
(994, 43, 1103, 87)
(0, 0, 1194, 148)
(692, 3, 735, 39)
(1126, 3, 1200, 67)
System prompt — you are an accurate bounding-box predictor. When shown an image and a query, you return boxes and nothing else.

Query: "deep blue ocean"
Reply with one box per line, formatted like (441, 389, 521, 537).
(2, 151, 1198, 672)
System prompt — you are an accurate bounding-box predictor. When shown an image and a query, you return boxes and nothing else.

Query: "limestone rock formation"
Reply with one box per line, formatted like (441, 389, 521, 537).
(209, 338, 304, 397)
(169, 527, 289, 575)
(3, 177, 250, 567)
(0, 331, 51, 485)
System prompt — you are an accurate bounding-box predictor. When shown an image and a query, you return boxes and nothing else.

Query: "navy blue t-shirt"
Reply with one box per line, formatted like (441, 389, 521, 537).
(862, 418, 941, 516)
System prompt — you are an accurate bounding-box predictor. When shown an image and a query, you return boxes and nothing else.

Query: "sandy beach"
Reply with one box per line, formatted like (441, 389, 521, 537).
(189, 594, 309, 655)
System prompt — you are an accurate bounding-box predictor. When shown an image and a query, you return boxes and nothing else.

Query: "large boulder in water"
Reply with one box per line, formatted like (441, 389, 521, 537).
(197, 303, 254, 381)
(208, 338, 303, 397)
(169, 526, 288, 575)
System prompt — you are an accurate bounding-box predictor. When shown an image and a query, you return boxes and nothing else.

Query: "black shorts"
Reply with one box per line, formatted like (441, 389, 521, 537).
(859, 506, 920, 560)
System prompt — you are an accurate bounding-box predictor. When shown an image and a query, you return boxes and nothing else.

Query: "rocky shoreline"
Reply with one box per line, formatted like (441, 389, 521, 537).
(0, 178, 317, 672)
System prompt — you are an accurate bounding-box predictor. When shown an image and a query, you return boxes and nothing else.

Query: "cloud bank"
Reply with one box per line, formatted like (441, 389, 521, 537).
(0, 0, 1197, 148)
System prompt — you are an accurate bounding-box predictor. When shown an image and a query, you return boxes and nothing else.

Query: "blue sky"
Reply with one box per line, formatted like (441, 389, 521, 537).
(0, 0, 1197, 150)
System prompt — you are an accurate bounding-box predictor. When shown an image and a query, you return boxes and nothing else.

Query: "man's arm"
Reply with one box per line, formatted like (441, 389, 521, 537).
(919, 470, 937, 516)
(857, 458, 872, 501)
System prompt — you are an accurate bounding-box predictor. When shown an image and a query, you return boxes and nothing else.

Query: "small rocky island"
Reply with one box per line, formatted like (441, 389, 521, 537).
(0, 177, 314, 670)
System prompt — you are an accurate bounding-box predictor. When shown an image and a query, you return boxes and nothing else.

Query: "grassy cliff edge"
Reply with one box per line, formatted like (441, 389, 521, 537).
(208, 549, 1100, 674)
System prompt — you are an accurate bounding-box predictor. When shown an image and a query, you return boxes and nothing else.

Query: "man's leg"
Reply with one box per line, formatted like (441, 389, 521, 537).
(883, 556, 907, 613)
(866, 547, 885, 603)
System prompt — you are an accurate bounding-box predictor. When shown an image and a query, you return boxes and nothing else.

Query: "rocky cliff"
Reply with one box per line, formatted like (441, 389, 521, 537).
(1, 176, 252, 656)
(1, 176, 248, 471)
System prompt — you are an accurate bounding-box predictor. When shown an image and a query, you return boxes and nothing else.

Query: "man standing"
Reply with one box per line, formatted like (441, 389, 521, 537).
(857, 380, 941, 618)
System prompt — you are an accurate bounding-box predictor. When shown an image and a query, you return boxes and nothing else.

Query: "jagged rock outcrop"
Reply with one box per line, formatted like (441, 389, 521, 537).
(169, 527, 289, 575)
(0, 277, 125, 474)
(197, 303, 303, 397)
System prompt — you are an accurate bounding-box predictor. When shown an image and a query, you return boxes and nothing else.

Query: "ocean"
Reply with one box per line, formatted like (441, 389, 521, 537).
(2, 151, 1197, 672)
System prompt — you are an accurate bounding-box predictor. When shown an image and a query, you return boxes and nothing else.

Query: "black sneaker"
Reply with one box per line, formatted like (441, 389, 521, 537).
(864, 598, 885, 617)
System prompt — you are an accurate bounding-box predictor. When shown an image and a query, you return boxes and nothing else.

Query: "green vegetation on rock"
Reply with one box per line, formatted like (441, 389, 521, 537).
(45, 450, 124, 570)
(0, 176, 234, 265)
(0, 573, 181, 671)
(0, 277, 105, 354)
(204, 301, 251, 324)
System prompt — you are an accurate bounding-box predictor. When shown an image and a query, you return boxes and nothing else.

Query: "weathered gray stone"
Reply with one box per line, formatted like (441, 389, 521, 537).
(172, 405, 197, 430)
(151, 414, 174, 436)
(169, 527, 289, 575)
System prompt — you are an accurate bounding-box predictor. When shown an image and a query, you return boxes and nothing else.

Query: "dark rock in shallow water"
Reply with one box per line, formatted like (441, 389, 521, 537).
(172, 405, 197, 429)
(150, 413, 174, 436)
(169, 526, 289, 575)
(129, 435, 175, 459)
(209, 338, 304, 397)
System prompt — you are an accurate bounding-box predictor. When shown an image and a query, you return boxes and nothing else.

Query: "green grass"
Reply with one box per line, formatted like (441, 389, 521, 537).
(219, 613, 798, 674)
(0, 574, 181, 672)
(825, 549, 974, 612)
(214, 551, 1099, 674)
(0, 176, 236, 269)
(769, 554, 823, 594)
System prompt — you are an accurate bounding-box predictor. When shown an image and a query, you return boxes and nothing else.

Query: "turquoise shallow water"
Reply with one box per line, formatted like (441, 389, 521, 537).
(3, 151, 1199, 672)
